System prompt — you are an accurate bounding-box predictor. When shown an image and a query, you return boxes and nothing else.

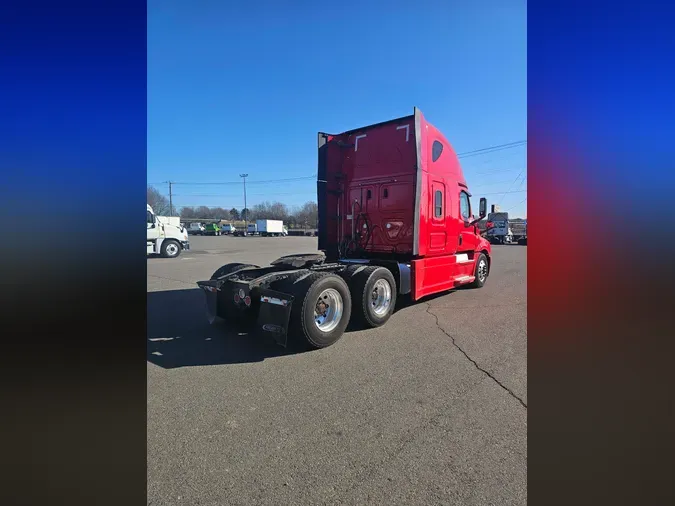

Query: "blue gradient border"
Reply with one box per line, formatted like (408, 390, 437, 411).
(1, 2, 147, 506)
(529, 1, 674, 504)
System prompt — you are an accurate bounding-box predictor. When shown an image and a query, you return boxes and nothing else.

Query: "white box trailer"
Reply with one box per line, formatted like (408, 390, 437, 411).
(256, 219, 286, 237)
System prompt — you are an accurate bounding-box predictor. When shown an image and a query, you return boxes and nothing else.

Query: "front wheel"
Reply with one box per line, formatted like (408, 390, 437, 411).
(160, 239, 181, 258)
(470, 253, 489, 288)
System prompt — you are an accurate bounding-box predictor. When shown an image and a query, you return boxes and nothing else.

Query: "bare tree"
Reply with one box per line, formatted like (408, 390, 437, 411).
(250, 201, 290, 221)
(195, 206, 212, 219)
(210, 207, 227, 220)
(292, 201, 318, 228)
(147, 186, 171, 215)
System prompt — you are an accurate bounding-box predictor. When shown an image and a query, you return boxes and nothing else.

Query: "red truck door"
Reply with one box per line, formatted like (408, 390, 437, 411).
(457, 189, 479, 253)
(428, 180, 454, 254)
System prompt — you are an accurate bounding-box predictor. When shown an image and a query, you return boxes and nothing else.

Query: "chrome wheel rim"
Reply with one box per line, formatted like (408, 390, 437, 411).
(371, 279, 392, 316)
(478, 259, 487, 282)
(166, 243, 179, 256)
(314, 288, 343, 332)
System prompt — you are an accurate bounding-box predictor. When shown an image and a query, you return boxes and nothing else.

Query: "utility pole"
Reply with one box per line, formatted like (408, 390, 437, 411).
(168, 181, 174, 216)
(240, 173, 248, 235)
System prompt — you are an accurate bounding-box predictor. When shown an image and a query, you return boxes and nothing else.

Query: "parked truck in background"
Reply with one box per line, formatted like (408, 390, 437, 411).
(197, 108, 491, 350)
(256, 219, 288, 237)
(147, 204, 190, 258)
(247, 223, 258, 235)
(203, 223, 222, 236)
(188, 223, 205, 235)
(485, 212, 526, 245)
(516, 220, 527, 245)
(221, 223, 237, 235)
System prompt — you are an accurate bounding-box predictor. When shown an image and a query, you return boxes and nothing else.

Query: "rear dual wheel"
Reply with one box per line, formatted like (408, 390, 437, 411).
(274, 272, 352, 349)
(341, 266, 396, 328)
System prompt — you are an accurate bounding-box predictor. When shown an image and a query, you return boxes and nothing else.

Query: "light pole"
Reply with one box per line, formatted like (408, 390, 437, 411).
(240, 173, 248, 235)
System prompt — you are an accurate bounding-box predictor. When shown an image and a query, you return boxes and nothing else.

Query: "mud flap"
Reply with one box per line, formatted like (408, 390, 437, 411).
(197, 280, 220, 324)
(256, 288, 294, 347)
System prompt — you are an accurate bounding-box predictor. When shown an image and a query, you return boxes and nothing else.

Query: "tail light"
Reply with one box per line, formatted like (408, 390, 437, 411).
(244, 296, 251, 306)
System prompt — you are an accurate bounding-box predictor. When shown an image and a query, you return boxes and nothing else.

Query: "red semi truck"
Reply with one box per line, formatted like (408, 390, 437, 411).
(197, 108, 491, 348)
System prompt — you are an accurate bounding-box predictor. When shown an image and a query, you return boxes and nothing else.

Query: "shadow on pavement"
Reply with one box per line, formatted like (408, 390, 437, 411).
(148, 286, 457, 369)
(147, 288, 305, 369)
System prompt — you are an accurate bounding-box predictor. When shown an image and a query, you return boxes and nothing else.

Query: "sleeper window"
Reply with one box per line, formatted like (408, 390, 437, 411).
(432, 141, 443, 162)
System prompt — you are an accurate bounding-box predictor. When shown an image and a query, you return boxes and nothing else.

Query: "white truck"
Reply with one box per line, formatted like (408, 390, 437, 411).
(188, 222, 206, 235)
(485, 212, 526, 245)
(147, 204, 190, 258)
(157, 215, 181, 228)
(256, 219, 288, 237)
(220, 223, 236, 235)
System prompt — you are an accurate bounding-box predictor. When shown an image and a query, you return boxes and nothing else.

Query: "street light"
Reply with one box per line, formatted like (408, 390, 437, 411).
(240, 173, 248, 235)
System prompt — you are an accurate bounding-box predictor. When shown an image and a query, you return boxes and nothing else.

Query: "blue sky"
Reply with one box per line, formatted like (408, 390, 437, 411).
(148, 1, 527, 217)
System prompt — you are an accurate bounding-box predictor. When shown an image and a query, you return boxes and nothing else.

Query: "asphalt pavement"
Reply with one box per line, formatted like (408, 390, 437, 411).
(147, 235, 527, 505)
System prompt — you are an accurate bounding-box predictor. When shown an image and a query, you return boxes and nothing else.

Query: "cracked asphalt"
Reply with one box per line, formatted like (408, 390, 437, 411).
(148, 236, 527, 505)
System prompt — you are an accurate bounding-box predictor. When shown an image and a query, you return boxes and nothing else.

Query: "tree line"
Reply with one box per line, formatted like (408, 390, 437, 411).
(147, 186, 318, 228)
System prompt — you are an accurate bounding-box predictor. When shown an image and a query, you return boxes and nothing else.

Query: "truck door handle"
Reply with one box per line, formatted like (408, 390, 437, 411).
(458, 235, 463, 245)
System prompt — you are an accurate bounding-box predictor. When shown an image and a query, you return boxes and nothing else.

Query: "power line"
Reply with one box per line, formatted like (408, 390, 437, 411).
(496, 169, 526, 207)
(469, 179, 516, 188)
(148, 142, 526, 187)
(503, 197, 528, 213)
(173, 191, 312, 197)
(473, 190, 526, 196)
(173, 189, 527, 205)
(471, 167, 525, 176)
(457, 140, 527, 159)
(170, 175, 317, 186)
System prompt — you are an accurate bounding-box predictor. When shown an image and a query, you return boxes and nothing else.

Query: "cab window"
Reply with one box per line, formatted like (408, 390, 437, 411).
(434, 190, 443, 217)
(460, 191, 471, 220)
(147, 211, 154, 224)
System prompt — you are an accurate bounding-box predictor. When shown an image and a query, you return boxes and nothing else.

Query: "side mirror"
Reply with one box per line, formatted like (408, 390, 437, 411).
(479, 198, 487, 219)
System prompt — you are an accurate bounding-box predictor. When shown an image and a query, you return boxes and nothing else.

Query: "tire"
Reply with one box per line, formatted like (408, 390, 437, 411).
(210, 262, 258, 280)
(342, 265, 396, 328)
(160, 239, 181, 258)
(469, 253, 489, 288)
(277, 272, 352, 349)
